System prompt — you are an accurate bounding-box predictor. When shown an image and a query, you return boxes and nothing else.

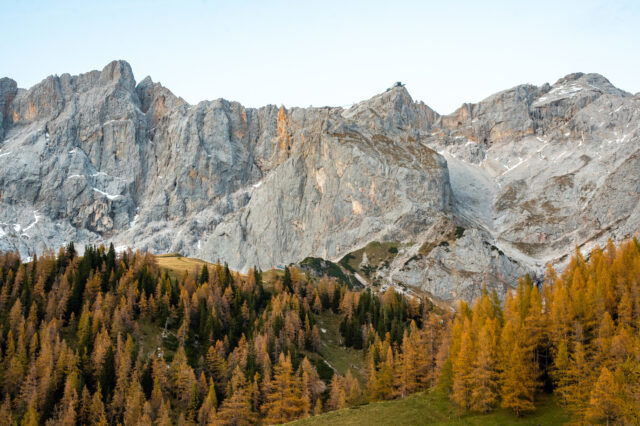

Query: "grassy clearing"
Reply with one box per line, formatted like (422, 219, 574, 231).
(154, 253, 214, 277)
(154, 254, 283, 286)
(134, 320, 172, 359)
(305, 312, 367, 383)
(262, 268, 284, 283)
(291, 389, 568, 425)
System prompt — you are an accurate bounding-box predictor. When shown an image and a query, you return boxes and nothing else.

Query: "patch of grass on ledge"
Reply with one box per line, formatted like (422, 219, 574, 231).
(153, 253, 214, 276)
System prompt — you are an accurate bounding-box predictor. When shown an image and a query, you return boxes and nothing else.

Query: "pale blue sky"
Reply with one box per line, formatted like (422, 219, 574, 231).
(2, 0, 638, 114)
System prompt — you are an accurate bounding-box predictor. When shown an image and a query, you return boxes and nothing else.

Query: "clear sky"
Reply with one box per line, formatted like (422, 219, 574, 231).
(2, 0, 638, 114)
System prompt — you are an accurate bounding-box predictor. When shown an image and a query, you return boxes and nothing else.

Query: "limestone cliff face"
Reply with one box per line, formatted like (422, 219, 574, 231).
(406, 72, 639, 299)
(0, 78, 18, 141)
(0, 62, 637, 301)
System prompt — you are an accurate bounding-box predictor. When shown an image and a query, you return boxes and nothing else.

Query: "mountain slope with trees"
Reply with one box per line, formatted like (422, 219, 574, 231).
(0, 243, 443, 424)
(0, 237, 638, 424)
(445, 238, 640, 423)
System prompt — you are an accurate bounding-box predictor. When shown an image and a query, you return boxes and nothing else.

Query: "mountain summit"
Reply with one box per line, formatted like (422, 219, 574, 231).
(0, 61, 638, 300)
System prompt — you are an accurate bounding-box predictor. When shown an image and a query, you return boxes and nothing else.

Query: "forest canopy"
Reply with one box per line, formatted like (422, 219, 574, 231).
(0, 237, 638, 425)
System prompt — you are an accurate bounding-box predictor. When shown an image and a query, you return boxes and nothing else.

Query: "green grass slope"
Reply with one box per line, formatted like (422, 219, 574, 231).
(290, 390, 568, 425)
(304, 312, 367, 383)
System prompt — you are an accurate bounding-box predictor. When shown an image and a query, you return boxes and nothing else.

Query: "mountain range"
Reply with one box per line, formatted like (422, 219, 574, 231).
(0, 61, 638, 300)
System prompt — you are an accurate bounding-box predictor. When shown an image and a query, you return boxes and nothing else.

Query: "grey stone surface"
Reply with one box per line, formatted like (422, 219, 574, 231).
(0, 62, 638, 301)
(0, 77, 18, 141)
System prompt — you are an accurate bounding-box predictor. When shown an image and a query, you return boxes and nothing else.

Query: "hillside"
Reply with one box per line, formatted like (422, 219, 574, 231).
(0, 238, 638, 424)
(0, 244, 433, 424)
(290, 390, 568, 425)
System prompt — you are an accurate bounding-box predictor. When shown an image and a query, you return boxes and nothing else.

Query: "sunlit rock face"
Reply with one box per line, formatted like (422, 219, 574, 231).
(0, 62, 638, 301)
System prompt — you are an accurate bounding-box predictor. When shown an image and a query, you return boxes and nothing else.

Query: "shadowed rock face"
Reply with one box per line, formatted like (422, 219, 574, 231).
(0, 61, 638, 301)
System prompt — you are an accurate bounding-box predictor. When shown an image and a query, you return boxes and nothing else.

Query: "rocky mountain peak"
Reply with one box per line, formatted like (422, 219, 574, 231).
(136, 75, 153, 89)
(344, 84, 412, 116)
(0, 77, 18, 140)
(135, 76, 186, 115)
(0, 77, 17, 93)
(553, 72, 623, 93)
(539, 72, 629, 104)
(99, 59, 136, 91)
(555, 71, 586, 84)
(343, 83, 438, 133)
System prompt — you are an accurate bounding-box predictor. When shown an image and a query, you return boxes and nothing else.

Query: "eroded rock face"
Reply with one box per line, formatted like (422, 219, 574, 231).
(0, 62, 637, 301)
(402, 72, 639, 299)
(0, 78, 18, 141)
